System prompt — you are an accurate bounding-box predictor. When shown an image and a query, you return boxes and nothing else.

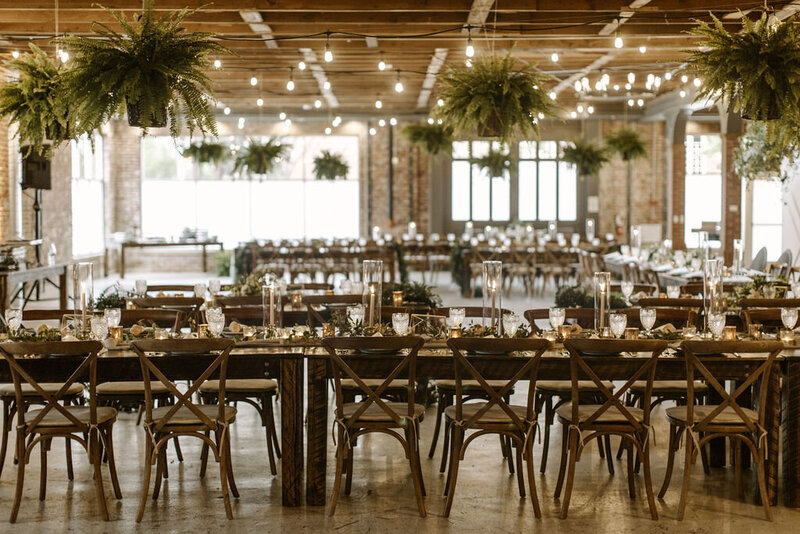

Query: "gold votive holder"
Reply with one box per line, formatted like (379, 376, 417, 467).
(682, 326, 697, 339)
(197, 324, 209, 338)
(392, 291, 404, 307)
(325, 290, 335, 296)
(322, 322, 336, 338)
(448, 326, 462, 339)
(722, 326, 737, 341)
(543, 330, 557, 343)
(291, 292, 304, 309)
(600, 327, 613, 338)
(558, 325, 572, 339)
(155, 328, 169, 340)
(781, 329, 795, 343)
(109, 326, 123, 344)
(748, 324, 763, 340)
(243, 325, 256, 339)
(624, 327, 639, 340)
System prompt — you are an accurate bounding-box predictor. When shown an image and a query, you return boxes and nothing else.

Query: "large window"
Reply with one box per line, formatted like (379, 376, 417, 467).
(71, 134, 104, 257)
(684, 134, 722, 248)
(141, 135, 360, 247)
(518, 140, 576, 221)
(450, 140, 510, 222)
(750, 180, 783, 260)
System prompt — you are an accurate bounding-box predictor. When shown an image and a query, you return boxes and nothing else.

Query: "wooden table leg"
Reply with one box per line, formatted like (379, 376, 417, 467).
(783, 357, 800, 507)
(306, 356, 328, 506)
(120, 245, 126, 278)
(59, 270, 68, 310)
(281, 356, 303, 507)
(0, 275, 7, 320)
(202, 245, 207, 273)
(764, 361, 780, 506)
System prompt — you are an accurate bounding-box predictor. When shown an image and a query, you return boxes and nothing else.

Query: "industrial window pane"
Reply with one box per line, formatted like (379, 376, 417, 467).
(558, 161, 577, 221)
(518, 161, 537, 220)
(451, 141, 470, 159)
(451, 161, 471, 221)
(471, 140, 490, 159)
(538, 161, 557, 221)
(472, 164, 491, 221)
(519, 141, 537, 159)
(492, 174, 510, 221)
(538, 141, 557, 159)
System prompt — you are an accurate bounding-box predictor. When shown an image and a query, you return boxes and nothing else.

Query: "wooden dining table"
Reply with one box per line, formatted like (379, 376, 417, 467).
(2, 340, 800, 509)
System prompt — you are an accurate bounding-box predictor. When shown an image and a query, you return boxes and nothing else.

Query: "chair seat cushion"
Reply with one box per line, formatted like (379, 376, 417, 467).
(537, 380, 614, 393)
(341, 402, 425, 423)
(151, 404, 237, 426)
(629, 380, 709, 394)
(435, 379, 513, 391)
(341, 379, 408, 391)
(199, 379, 278, 393)
(665, 405, 758, 426)
(25, 406, 117, 428)
(556, 403, 644, 424)
(0, 382, 84, 398)
(444, 402, 530, 424)
(96, 381, 171, 395)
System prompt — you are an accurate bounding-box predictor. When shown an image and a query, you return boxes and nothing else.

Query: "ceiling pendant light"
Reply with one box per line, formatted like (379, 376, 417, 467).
(378, 52, 386, 71)
(286, 67, 295, 91)
(394, 70, 404, 93)
(614, 20, 623, 48)
(256, 98, 264, 107)
(250, 75, 258, 86)
(324, 33, 333, 62)
(465, 29, 475, 58)
(298, 60, 306, 71)
(551, 51, 559, 63)
(375, 98, 383, 109)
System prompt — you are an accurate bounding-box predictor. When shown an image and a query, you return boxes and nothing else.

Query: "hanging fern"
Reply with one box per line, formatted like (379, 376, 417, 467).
(561, 138, 609, 176)
(436, 53, 557, 142)
(313, 150, 349, 180)
(57, 0, 229, 138)
(475, 147, 511, 178)
(734, 121, 797, 184)
(605, 128, 647, 162)
(233, 138, 290, 177)
(0, 44, 94, 156)
(400, 122, 453, 155)
(182, 142, 229, 165)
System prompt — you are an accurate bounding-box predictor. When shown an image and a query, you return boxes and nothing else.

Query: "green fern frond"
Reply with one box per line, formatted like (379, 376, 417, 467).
(400, 123, 453, 155)
(561, 138, 609, 176)
(233, 138, 290, 177)
(605, 128, 647, 162)
(313, 151, 349, 180)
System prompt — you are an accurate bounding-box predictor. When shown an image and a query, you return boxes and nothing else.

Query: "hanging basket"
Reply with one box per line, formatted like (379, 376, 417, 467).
(477, 113, 503, 138)
(126, 99, 167, 128)
(741, 98, 782, 121)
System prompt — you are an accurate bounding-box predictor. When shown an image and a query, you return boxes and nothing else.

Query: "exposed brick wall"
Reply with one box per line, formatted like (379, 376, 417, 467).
(671, 142, 687, 249)
(0, 119, 9, 241)
(40, 143, 72, 262)
(106, 121, 142, 234)
(721, 132, 741, 263)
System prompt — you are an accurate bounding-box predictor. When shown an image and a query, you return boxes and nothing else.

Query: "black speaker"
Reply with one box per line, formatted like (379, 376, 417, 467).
(20, 147, 52, 190)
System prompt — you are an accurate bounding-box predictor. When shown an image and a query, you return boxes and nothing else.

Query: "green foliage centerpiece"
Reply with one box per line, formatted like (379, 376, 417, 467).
(561, 138, 609, 178)
(58, 0, 228, 137)
(400, 122, 453, 155)
(233, 138, 290, 178)
(313, 150, 349, 180)
(436, 53, 556, 142)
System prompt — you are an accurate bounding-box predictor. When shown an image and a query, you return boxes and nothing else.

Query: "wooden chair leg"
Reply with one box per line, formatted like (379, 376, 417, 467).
(90, 429, 110, 521)
(755, 450, 774, 521)
(554, 422, 569, 499)
(344, 442, 355, 496)
(658, 425, 678, 498)
(65, 433, 74, 480)
(625, 439, 636, 499)
(439, 416, 451, 473)
(443, 424, 455, 497)
(9, 428, 26, 523)
(265, 394, 281, 459)
(560, 429, 580, 519)
(136, 438, 153, 523)
(225, 432, 239, 499)
(200, 430, 210, 478)
(443, 426, 463, 517)
(640, 435, 658, 520)
(217, 430, 233, 520)
(407, 425, 426, 517)
(103, 427, 123, 500)
(0, 399, 11, 478)
(515, 440, 526, 498)
(677, 431, 694, 521)
(428, 392, 445, 458)
(39, 437, 48, 501)
(524, 432, 542, 519)
(604, 434, 615, 476)
(172, 437, 183, 463)
(540, 394, 553, 473)
(328, 427, 346, 516)
(152, 446, 166, 500)
(735, 439, 743, 500)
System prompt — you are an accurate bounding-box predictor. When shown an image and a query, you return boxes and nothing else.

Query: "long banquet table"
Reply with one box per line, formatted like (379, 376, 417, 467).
(3, 341, 800, 509)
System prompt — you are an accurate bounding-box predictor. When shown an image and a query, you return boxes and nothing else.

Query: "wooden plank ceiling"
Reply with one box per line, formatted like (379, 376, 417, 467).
(0, 1, 796, 119)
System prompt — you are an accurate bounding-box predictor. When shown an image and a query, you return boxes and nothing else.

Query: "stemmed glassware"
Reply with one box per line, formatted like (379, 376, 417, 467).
(503, 313, 521, 337)
(708, 313, 726, 339)
(194, 283, 208, 299)
(609, 313, 627, 338)
(639, 307, 656, 334)
(549, 307, 566, 331)
(782, 308, 798, 330)
(449, 307, 466, 328)
(209, 279, 222, 295)
(347, 304, 365, 326)
(621, 280, 634, 304)
(4, 308, 21, 333)
(104, 307, 121, 328)
(135, 279, 147, 297)
(392, 313, 410, 336)
(208, 313, 225, 337)
(90, 315, 109, 340)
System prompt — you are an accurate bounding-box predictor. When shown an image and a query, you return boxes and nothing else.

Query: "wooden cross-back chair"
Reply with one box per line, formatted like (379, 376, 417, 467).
(131, 338, 238, 522)
(144, 284, 196, 294)
(523, 308, 596, 334)
(321, 336, 427, 517)
(739, 298, 800, 309)
(636, 297, 704, 310)
(504, 247, 537, 296)
(556, 338, 668, 520)
(128, 297, 204, 325)
(659, 340, 783, 521)
(442, 337, 551, 518)
(741, 309, 788, 333)
(0, 341, 122, 523)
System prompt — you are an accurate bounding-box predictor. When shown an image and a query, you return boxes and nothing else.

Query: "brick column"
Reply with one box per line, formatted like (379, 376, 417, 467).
(671, 142, 686, 249)
(0, 119, 10, 241)
(721, 132, 741, 264)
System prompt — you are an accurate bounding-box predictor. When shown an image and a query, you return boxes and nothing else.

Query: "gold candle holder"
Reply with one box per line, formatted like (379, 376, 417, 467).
(748, 323, 763, 340)
(392, 291, 404, 307)
(682, 326, 697, 339)
(109, 326, 123, 344)
(325, 289, 335, 296)
(543, 330, 557, 343)
(449, 326, 462, 339)
(198, 324, 209, 338)
(722, 326, 737, 341)
(558, 325, 571, 339)
(291, 292, 304, 310)
(600, 327, 612, 338)
(624, 327, 639, 340)
(781, 329, 795, 343)
(322, 322, 336, 338)
(155, 328, 169, 340)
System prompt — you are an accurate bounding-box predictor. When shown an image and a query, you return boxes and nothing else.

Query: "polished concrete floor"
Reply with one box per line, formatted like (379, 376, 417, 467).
(3, 270, 799, 532)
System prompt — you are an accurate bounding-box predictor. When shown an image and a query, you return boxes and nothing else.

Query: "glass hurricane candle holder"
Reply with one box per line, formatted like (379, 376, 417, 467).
(482, 260, 503, 334)
(362, 260, 383, 327)
(732, 238, 743, 275)
(585, 218, 596, 242)
(704, 258, 724, 331)
(73, 262, 94, 339)
(594, 272, 611, 331)
(262, 277, 283, 332)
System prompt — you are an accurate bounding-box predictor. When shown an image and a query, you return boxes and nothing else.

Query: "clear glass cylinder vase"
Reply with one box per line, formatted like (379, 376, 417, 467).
(585, 218, 596, 242)
(704, 258, 724, 329)
(732, 238, 743, 275)
(262, 276, 283, 333)
(594, 271, 611, 331)
(73, 262, 94, 338)
(482, 260, 503, 334)
(362, 260, 383, 327)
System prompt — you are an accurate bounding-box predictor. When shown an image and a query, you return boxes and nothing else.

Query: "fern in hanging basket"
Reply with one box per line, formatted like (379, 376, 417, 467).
(313, 150, 349, 180)
(233, 138, 290, 177)
(0, 44, 94, 156)
(687, 13, 800, 121)
(475, 147, 511, 178)
(182, 142, 230, 165)
(436, 53, 556, 142)
(561, 138, 609, 177)
(57, 0, 229, 137)
(734, 121, 797, 184)
(400, 122, 453, 155)
(605, 128, 647, 162)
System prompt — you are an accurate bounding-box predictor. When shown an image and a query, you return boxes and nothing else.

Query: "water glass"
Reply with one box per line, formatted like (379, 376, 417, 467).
(194, 283, 208, 299)
(135, 279, 148, 297)
(708, 313, 726, 339)
(782, 308, 799, 330)
(609, 313, 627, 338)
(549, 307, 566, 330)
(639, 307, 657, 333)
(104, 307, 121, 328)
(340, 279, 352, 294)
(621, 280, 634, 301)
(350, 281, 363, 295)
(392, 313, 410, 336)
(90, 315, 109, 340)
(347, 304, 365, 326)
(154, 328, 170, 340)
(792, 283, 800, 299)
(763, 286, 777, 299)
(666, 286, 680, 299)
(4, 308, 21, 332)
(503, 313, 521, 337)
(208, 314, 225, 337)
(449, 307, 466, 327)
(206, 307, 223, 323)
(209, 279, 222, 295)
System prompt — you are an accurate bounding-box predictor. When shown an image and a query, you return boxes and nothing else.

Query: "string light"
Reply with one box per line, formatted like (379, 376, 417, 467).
(465, 29, 475, 58)
(465, 58, 472, 68)
(323, 80, 331, 90)
(279, 112, 287, 120)
(213, 59, 221, 69)
(625, 83, 632, 90)
(637, 99, 644, 107)
(614, 19, 623, 48)
(325, 127, 332, 135)
(238, 117, 245, 129)
(693, 77, 702, 87)
(378, 52, 386, 71)
(627, 72, 635, 84)
(378, 119, 386, 127)
(256, 98, 264, 107)
(427, 117, 434, 125)
(11, 50, 19, 59)
(375, 98, 383, 109)
(298, 60, 306, 71)
(679, 90, 686, 98)
(551, 51, 559, 63)
(394, 70, 404, 93)
(314, 99, 322, 108)
(390, 117, 397, 126)
(628, 98, 634, 107)
(680, 74, 688, 84)
(286, 67, 295, 91)
(587, 106, 594, 114)
(324, 33, 333, 62)
(574, 81, 582, 92)
(369, 127, 377, 135)
(223, 107, 231, 115)
(548, 91, 557, 100)
(437, 118, 443, 124)
(250, 76, 258, 86)
(437, 98, 444, 107)
(639, 45, 647, 54)
(58, 50, 68, 63)
(664, 72, 672, 81)
(577, 105, 584, 113)
(332, 116, 342, 127)
(570, 111, 577, 118)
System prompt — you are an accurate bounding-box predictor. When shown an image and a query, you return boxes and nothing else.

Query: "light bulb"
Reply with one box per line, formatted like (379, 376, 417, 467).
(628, 99, 634, 107)
(238, 117, 245, 129)
(574, 81, 582, 92)
(664, 72, 672, 81)
(250, 76, 258, 86)
(549, 91, 557, 100)
(59, 50, 69, 63)
(298, 60, 306, 70)
(587, 106, 594, 114)
(625, 83, 632, 90)
(693, 77, 701, 87)
(614, 36, 623, 48)
(378, 59, 386, 71)
(256, 98, 264, 107)
(570, 111, 577, 118)
(577, 105, 584, 113)
(639, 45, 647, 54)
(378, 119, 386, 127)
(679, 90, 686, 98)
(681, 74, 688, 84)
(369, 127, 377, 136)
(11, 50, 19, 59)
(466, 36, 474, 58)
(279, 112, 287, 120)
(613, 84, 620, 91)
(375, 99, 382, 109)
(323, 80, 331, 90)
(286, 79, 295, 91)
(332, 116, 342, 127)
(390, 117, 397, 126)
(427, 117, 434, 125)
(324, 35, 333, 62)
(437, 119, 443, 124)
(437, 98, 444, 107)
(627, 72, 635, 84)
(223, 107, 231, 115)
(395, 72, 404, 93)
(551, 52, 559, 62)
(537, 112, 544, 119)
(325, 127, 332, 135)
(314, 99, 322, 108)
(637, 99, 644, 107)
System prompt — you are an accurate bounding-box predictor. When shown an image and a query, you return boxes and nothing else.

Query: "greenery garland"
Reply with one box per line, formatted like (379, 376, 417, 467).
(381, 282, 442, 308)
